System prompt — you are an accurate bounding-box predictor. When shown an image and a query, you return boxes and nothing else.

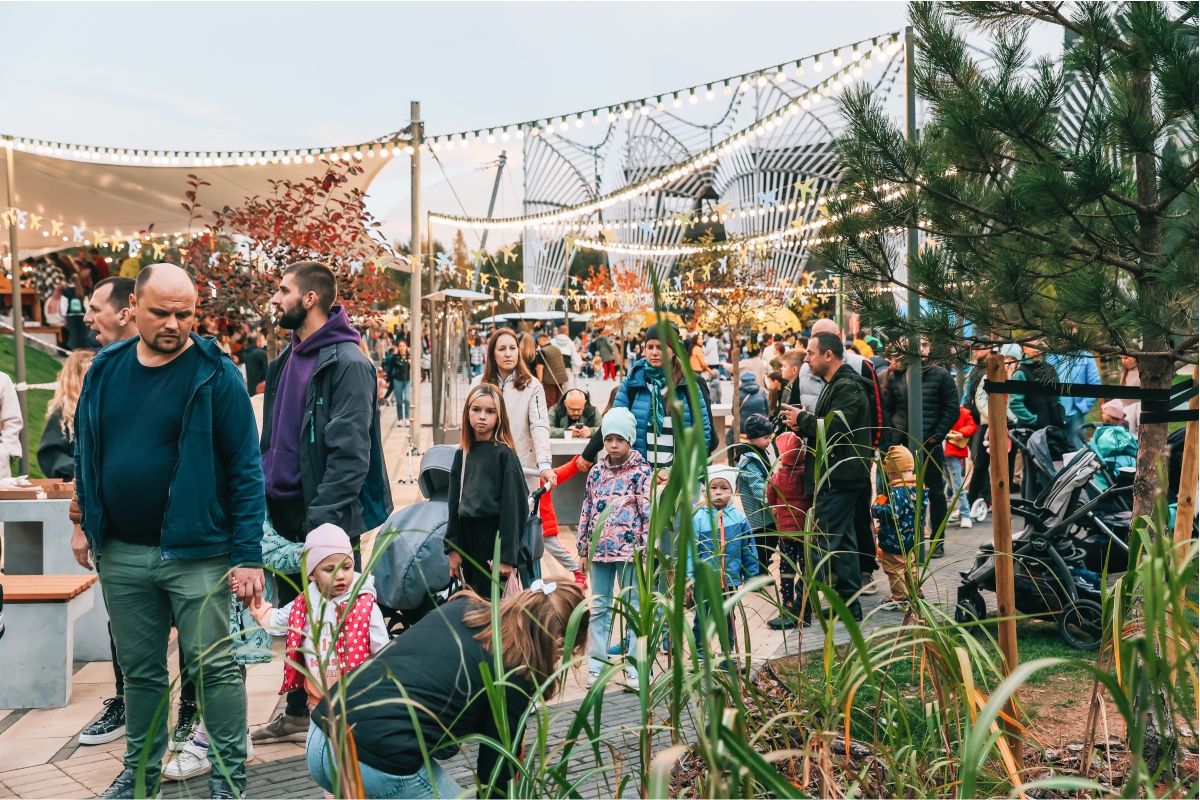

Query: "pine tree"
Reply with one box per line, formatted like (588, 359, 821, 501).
(817, 2, 1197, 522)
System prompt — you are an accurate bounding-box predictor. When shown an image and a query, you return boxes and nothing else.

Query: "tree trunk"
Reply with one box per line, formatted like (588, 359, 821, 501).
(1132, 354, 1174, 521)
(266, 321, 278, 361)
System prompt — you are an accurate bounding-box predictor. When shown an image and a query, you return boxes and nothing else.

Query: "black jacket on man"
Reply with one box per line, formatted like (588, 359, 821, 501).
(241, 344, 268, 396)
(791, 363, 871, 494)
(260, 334, 393, 537)
(881, 361, 960, 447)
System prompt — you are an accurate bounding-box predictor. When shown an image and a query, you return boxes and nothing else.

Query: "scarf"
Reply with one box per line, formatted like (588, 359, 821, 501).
(642, 363, 668, 435)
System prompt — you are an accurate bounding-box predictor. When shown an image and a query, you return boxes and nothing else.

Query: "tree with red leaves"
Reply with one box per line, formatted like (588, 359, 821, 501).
(180, 161, 402, 355)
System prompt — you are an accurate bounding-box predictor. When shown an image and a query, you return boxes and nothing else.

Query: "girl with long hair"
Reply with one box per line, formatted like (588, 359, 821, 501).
(306, 583, 589, 799)
(38, 349, 95, 479)
(445, 383, 530, 595)
(473, 327, 556, 491)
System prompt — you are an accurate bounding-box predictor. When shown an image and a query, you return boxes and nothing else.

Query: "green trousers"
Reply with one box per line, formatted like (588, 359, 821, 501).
(98, 539, 247, 790)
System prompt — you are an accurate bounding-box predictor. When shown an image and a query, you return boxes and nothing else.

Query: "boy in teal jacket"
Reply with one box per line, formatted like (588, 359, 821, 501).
(688, 467, 759, 655)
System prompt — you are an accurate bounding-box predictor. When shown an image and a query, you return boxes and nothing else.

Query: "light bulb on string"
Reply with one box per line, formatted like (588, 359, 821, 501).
(639, 103, 649, 116)
(559, 119, 569, 131)
(832, 50, 842, 67)
(607, 110, 617, 122)
(756, 73, 768, 87)
(853, 66, 863, 77)
(672, 92, 682, 108)
(739, 78, 750, 92)
(705, 84, 714, 100)
(774, 70, 786, 83)
(622, 106, 634, 120)
(813, 58, 823, 71)
(795, 62, 804, 77)
(723, 80, 732, 94)
(688, 91, 697, 104)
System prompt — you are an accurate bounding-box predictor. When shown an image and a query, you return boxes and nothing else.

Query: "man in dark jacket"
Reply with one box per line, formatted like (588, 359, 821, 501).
(1008, 344, 1063, 431)
(240, 331, 268, 395)
(779, 333, 871, 620)
(881, 355, 961, 555)
(549, 388, 600, 438)
(75, 265, 262, 799)
(255, 261, 393, 743)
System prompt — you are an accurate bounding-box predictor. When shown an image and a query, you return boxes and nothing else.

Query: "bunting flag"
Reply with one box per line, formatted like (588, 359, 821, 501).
(794, 177, 816, 202)
(499, 243, 519, 263)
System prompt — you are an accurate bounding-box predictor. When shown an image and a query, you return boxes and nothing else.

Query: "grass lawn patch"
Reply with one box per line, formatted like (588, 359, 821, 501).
(0, 335, 64, 479)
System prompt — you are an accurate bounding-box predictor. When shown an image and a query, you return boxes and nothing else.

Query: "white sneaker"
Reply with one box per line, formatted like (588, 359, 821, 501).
(959, 517, 973, 529)
(586, 670, 600, 688)
(622, 667, 641, 690)
(949, 510, 961, 522)
(245, 731, 254, 762)
(971, 499, 989, 522)
(163, 740, 211, 781)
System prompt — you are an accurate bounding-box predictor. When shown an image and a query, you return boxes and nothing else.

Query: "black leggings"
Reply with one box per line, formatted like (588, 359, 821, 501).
(967, 425, 991, 505)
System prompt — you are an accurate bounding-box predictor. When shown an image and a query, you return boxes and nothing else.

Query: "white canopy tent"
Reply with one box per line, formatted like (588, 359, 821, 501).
(1, 146, 393, 259)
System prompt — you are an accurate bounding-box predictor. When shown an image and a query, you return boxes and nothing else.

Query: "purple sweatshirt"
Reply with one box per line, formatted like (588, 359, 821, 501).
(263, 306, 362, 501)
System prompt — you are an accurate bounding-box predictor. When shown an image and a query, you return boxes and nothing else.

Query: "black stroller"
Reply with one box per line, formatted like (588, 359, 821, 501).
(1010, 426, 1134, 573)
(955, 449, 1132, 650)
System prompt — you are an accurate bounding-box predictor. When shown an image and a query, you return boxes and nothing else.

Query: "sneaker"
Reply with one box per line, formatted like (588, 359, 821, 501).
(208, 777, 238, 800)
(163, 740, 211, 781)
(250, 711, 309, 743)
(959, 517, 973, 529)
(949, 510, 961, 522)
(96, 768, 162, 799)
(573, 570, 588, 590)
(860, 572, 879, 595)
(931, 544, 945, 558)
(767, 614, 798, 631)
(971, 499, 989, 522)
(621, 667, 641, 691)
(876, 597, 904, 612)
(586, 669, 601, 688)
(79, 697, 126, 745)
(168, 701, 198, 752)
(245, 730, 254, 761)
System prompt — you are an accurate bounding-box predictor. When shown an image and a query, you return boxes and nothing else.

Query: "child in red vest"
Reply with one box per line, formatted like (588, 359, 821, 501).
(766, 431, 812, 629)
(251, 524, 389, 713)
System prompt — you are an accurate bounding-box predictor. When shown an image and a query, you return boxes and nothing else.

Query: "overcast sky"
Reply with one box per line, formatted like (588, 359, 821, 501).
(0, 2, 1059, 243)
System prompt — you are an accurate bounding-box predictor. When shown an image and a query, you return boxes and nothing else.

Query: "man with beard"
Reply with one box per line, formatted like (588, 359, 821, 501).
(253, 260, 392, 744)
(76, 265, 264, 799)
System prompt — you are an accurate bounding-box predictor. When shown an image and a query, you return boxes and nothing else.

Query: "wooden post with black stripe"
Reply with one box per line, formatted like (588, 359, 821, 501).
(986, 353, 1022, 766)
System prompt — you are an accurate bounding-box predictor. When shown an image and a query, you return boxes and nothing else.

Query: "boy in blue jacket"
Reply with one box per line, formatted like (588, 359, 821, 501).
(688, 467, 759, 655)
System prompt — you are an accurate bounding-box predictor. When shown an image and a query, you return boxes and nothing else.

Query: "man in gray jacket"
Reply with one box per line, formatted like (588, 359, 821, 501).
(253, 261, 392, 742)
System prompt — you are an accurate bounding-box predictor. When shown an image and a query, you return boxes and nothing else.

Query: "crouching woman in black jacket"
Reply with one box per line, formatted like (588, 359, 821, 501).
(307, 583, 589, 798)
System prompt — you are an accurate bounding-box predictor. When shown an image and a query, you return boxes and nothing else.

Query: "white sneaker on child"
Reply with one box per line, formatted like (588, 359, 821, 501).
(586, 670, 601, 688)
(163, 740, 211, 781)
(959, 517, 973, 529)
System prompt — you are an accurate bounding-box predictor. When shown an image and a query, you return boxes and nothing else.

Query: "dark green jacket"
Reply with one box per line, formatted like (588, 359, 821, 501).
(549, 400, 601, 438)
(792, 363, 871, 494)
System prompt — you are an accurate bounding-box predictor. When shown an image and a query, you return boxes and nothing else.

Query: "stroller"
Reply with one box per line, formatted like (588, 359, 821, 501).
(373, 445, 456, 635)
(1010, 426, 1133, 573)
(955, 449, 1132, 650)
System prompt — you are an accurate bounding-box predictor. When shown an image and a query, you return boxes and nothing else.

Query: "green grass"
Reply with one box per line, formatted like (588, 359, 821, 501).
(0, 335, 64, 479)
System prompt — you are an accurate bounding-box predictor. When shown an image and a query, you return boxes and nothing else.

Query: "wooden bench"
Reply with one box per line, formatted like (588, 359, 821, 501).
(0, 574, 97, 709)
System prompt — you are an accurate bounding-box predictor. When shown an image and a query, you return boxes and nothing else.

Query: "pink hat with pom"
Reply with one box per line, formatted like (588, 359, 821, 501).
(303, 523, 353, 574)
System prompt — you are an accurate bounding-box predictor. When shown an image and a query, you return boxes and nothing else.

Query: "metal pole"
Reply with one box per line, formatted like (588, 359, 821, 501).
(4, 141, 28, 476)
(904, 26, 926, 556)
(563, 245, 570, 330)
(409, 102, 423, 451)
(473, 151, 506, 291)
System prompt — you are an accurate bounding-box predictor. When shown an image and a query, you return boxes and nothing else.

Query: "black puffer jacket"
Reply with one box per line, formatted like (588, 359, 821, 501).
(881, 361, 961, 448)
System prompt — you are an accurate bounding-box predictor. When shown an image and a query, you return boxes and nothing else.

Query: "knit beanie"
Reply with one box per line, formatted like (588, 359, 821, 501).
(601, 407, 637, 445)
(744, 413, 774, 440)
(882, 445, 915, 485)
(303, 523, 354, 575)
(707, 465, 740, 492)
(1101, 399, 1125, 420)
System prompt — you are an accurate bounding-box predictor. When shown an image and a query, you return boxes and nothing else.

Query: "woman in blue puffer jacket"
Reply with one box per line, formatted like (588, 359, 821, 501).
(613, 326, 712, 469)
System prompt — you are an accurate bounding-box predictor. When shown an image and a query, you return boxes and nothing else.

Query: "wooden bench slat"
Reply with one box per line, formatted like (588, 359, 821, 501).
(0, 574, 98, 602)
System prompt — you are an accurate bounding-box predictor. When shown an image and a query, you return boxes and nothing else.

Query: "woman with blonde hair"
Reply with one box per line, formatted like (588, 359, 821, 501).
(306, 582, 589, 798)
(38, 349, 95, 479)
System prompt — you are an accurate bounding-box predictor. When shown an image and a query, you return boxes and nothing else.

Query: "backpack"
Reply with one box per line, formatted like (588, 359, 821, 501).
(859, 360, 884, 450)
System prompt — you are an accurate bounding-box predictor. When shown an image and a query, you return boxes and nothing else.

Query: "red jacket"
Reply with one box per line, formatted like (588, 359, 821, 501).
(944, 406, 978, 458)
(767, 432, 811, 534)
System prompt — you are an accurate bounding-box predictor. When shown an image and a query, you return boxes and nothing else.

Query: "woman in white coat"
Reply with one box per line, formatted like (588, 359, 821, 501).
(472, 327, 557, 491)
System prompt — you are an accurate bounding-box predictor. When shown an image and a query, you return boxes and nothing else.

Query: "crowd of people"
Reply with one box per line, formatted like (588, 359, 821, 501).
(30, 252, 1148, 799)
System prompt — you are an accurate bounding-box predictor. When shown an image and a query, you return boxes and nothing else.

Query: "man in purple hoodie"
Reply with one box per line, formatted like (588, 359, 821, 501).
(253, 261, 393, 743)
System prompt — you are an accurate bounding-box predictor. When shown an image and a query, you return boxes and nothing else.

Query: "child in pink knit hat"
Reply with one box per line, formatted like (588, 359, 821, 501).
(251, 523, 389, 712)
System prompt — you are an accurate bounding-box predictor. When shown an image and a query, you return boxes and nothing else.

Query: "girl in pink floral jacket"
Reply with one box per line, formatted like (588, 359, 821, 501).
(577, 408, 653, 686)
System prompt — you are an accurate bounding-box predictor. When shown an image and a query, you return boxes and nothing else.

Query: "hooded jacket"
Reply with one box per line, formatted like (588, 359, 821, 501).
(738, 373, 769, 430)
(260, 307, 393, 537)
(75, 334, 266, 565)
(613, 359, 712, 460)
(767, 432, 811, 533)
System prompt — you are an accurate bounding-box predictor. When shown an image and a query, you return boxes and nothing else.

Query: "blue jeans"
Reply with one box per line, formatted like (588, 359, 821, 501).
(307, 723, 462, 799)
(394, 380, 411, 421)
(588, 560, 640, 672)
(1064, 410, 1087, 450)
(945, 456, 970, 517)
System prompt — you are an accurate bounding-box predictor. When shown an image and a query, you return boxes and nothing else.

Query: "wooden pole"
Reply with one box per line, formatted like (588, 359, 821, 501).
(4, 140, 28, 476)
(1172, 366, 1198, 551)
(986, 353, 1021, 766)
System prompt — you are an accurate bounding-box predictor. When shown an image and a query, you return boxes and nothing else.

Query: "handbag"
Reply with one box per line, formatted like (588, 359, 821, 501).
(521, 487, 547, 567)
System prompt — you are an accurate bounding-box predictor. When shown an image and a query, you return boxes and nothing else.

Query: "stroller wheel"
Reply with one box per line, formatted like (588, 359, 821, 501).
(955, 591, 987, 624)
(1058, 598, 1104, 650)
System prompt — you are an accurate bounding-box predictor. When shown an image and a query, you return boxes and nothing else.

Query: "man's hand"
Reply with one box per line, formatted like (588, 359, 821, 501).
(71, 525, 93, 571)
(571, 426, 591, 439)
(448, 551, 462, 579)
(231, 567, 264, 609)
(779, 403, 802, 431)
(540, 469, 558, 488)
